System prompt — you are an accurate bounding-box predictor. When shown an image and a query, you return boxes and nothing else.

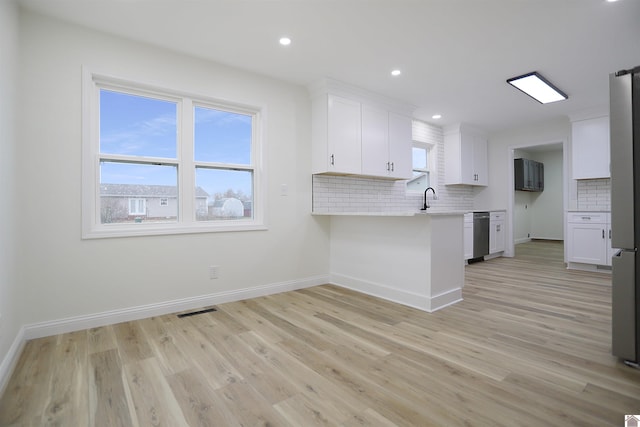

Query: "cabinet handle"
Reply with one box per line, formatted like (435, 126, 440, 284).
(386, 162, 390, 171)
(391, 162, 394, 172)
(609, 229, 612, 239)
(602, 229, 605, 239)
(581, 216, 591, 220)
(330, 154, 335, 166)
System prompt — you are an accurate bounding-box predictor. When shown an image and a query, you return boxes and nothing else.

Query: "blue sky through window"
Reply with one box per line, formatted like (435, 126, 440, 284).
(99, 89, 253, 200)
(194, 106, 252, 164)
(100, 90, 177, 158)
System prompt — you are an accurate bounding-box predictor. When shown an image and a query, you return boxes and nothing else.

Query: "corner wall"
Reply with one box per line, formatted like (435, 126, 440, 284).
(14, 11, 329, 331)
(0, 0, 21, 392)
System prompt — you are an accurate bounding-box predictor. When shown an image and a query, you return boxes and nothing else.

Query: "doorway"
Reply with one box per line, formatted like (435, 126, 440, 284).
(506, 141, 567, 257)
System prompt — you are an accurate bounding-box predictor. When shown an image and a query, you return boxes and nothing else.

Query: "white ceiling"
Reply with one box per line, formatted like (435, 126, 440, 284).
(17, 0, 640, 133)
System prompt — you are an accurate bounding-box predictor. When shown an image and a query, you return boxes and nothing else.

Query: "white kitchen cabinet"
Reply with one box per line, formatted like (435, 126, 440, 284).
(361, 107, 412, 179)
(310, 78, 414, 179)
(464, 213, 473, 260)
(387, 112, 412, 179)
(566, 212, 612, 266)
(444, 124, 488, 186)
(607, 224, 616, 265)
(571, 116, 610, 179)
(489, 211, 506, 254)
(312, 94, 362, 175)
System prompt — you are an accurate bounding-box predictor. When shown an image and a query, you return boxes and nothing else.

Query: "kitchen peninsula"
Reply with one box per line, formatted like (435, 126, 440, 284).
(314, 211, 465, 312)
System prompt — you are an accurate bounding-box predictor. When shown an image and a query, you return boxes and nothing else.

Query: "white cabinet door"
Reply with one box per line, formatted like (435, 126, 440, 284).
(464, 214, 473, 260)
(387, 112, 412, 179)
(489, 211, 505, 254)
(362, 108, 412, 179)
(490, 221, 505, 254)
(327, 95, 362, 174)
(606, 225, 617, 266)
(473, 134, 488, 186)
(571, 116, 610, 179)
(361, 104, 389, 177)
(567, 222, 607, 265)
(444, 125, 488, 186)
(459, 131, 475, 184)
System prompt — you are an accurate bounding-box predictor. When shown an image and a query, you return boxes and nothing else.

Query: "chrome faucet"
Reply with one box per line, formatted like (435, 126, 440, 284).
(421, 187, 436, 210)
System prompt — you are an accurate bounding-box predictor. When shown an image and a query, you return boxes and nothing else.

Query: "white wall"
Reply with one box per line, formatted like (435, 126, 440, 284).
(0, 0, 20, 384)
(513, 191, 532, 243)
(513, 149, 533, 243)
(530, 149, 563, 240)
(15, 10, 329, 328)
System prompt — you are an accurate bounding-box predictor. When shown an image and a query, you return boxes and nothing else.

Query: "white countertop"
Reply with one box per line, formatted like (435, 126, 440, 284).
(312, 210, 468, 217)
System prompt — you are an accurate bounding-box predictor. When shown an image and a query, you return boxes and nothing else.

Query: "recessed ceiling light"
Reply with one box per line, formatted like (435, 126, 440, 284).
(391, 69, 401, 77)
(507, 71, 568, 104)
(432, 114, 442, 119)
(606, 0, 619, 2)
(279, 37, 291, 46)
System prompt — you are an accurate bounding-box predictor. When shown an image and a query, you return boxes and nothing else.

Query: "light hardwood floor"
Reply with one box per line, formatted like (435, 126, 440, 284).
(1, 240, 639, 426)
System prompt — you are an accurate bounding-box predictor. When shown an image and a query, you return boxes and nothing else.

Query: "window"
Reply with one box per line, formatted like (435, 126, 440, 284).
(129, 198, 146, 216)
(408, 119, 437, 193)
(82, 70, 264, 238)
(407, 142, 432, 192)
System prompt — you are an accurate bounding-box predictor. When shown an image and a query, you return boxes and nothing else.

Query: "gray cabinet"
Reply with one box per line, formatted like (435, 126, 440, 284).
(514, 158, 544, 192)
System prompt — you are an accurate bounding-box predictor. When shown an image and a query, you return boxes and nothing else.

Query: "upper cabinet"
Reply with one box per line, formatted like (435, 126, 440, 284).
(571, 115, 610, 179)
(444, 124, 488, 186)
(360, 105, 412, 179)
(514, 158, 544, 192)
(310, 79, 413, 180)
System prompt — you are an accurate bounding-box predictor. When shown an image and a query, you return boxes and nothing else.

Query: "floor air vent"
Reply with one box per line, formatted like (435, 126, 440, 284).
(177, 307, 217, 318)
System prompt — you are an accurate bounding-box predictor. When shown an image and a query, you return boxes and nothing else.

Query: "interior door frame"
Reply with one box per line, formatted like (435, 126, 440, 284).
(506, 138, 569, 258)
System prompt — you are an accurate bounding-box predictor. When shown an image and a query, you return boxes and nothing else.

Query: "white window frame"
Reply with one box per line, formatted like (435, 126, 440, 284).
(407, 140, 435, 193)
(82, 68, 266, 239)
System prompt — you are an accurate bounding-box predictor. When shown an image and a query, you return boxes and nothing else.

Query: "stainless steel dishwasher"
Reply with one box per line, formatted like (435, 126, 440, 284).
(472, 212, 490, 260)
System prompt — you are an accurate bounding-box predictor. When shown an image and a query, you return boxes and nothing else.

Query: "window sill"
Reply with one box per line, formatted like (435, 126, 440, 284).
(82, 221, 267, 239)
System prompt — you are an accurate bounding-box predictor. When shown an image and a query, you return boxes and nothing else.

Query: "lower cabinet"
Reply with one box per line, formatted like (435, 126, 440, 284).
(566, 212, 612, 266)
(489, 211, 506, 254)
(464, 213, 473, 260)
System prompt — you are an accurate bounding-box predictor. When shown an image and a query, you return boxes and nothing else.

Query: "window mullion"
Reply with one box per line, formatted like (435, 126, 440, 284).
(180, 98, 196, 223)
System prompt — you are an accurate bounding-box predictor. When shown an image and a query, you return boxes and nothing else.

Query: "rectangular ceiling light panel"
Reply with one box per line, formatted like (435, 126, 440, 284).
(507, 72, 568, 104)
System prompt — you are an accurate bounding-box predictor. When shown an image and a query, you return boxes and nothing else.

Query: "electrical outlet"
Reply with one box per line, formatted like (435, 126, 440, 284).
(209, 266, 219, 279)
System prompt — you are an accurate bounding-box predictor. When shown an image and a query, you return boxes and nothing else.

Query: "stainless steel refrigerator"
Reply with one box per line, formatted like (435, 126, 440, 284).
(610, 65, 640, 367)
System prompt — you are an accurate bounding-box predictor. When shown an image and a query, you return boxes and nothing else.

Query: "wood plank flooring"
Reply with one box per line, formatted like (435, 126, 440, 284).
(1, 240, 639, 426)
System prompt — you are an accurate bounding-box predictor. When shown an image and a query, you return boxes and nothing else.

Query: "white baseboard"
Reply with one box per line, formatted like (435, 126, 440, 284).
(0, 325, 26, 398)
(0, 275, 329, 395)
(515, 238, 532, 244)
(23, 274, 330, 340)
(330, 273, 462, 313)
(430, 288, 463, 312)
(566, 262, 612, 274)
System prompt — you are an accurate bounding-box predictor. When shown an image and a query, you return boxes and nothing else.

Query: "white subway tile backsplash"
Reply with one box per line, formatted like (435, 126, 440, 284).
(576, 178, 610, 211)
